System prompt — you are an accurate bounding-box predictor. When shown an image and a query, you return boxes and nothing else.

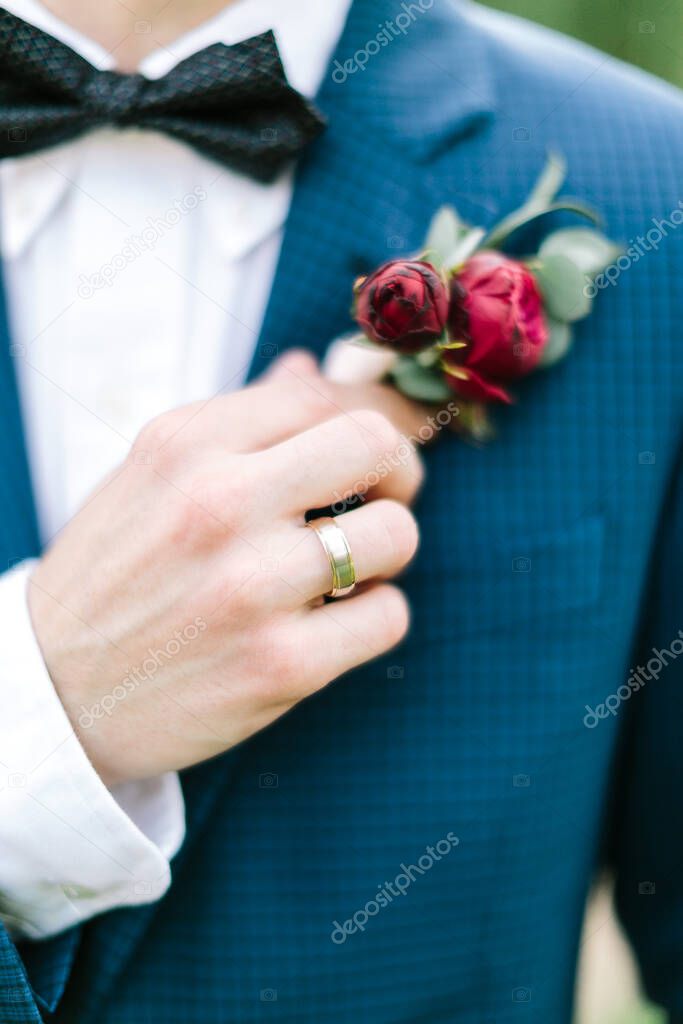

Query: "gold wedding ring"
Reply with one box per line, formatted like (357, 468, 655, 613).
(307, 516, 357, 599)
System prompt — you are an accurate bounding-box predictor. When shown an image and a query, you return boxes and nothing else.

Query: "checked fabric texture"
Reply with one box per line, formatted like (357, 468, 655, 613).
(0, 8, 325, 181)
(1, 0, 683, 1021)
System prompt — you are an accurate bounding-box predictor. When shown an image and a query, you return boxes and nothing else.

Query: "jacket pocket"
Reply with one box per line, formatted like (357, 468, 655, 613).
(408, 513, 604, 635)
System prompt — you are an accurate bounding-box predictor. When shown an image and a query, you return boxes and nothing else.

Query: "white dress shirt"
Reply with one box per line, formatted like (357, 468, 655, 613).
(0, 0, 351, 939)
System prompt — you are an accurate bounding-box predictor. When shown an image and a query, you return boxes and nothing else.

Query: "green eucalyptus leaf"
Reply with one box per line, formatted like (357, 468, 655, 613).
(424, 206, 465, 267)
(539, 318, 573, 367)
(540, 227, 622, 276)
(391, 357, 453, 403)
(483, 153, 568, 249)
(529, 152, 567, 206)
(534, 253, 592, 323)
(445, 227, 486, 270)
(484, 199, 600, 250)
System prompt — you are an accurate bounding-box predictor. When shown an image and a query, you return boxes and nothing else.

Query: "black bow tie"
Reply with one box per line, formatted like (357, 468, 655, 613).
(0, 8, 327, 182)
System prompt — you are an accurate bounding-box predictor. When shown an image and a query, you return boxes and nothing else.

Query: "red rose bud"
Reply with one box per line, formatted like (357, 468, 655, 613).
(355, 260, 449, 354)
(444, 252, 549, 403)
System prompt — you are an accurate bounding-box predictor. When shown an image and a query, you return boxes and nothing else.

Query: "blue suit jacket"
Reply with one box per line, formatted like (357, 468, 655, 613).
(3, 2, 683, 1021)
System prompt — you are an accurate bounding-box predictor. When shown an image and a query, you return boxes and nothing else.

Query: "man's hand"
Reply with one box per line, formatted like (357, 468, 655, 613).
(28, 356, 435, 787)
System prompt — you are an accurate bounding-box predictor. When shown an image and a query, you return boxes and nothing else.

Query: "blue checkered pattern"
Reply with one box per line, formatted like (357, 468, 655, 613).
(2, 1, 683, 1021)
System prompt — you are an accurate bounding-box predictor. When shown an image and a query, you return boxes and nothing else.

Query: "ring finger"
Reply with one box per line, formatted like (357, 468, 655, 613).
(277, 499, 419, 605)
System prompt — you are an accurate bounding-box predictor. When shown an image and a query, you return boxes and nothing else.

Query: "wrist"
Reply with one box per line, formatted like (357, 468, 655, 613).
(26, 563, 122, 787)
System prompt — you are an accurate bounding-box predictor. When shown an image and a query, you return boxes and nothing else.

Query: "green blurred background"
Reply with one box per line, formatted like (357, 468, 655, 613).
(477, 3, 677, 1020)
(481, 0, 683, 88)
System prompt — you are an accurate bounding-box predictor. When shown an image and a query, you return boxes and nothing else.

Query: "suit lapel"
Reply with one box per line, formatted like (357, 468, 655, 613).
(248, 0, 498, 380)
(247, 118, 431, 383)
(72, 3, 497, 1018)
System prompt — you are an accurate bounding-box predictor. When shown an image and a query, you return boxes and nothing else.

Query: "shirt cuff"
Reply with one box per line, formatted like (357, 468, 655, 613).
(0, 560, 186, 940)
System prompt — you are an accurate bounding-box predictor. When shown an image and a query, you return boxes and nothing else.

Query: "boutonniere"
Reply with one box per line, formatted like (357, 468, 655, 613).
(335, 154, 620, 442)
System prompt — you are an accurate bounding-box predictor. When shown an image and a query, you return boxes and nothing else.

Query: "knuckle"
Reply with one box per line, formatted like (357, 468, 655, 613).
(135, 411, 179, 455)
(219, 568, 263, 618)
(352, 409, 402, 454)
(204, 557, 271, 623)
(186, 462, 257, 532)
(243, 566, 294, 618)
(164, 472, 247, 550)
(165, 489, 213, 549)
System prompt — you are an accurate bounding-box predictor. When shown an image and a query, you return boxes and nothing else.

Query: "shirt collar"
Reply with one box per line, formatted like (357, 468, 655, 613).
(0, 0, 353, 259)
(0, 0, 353, 93)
